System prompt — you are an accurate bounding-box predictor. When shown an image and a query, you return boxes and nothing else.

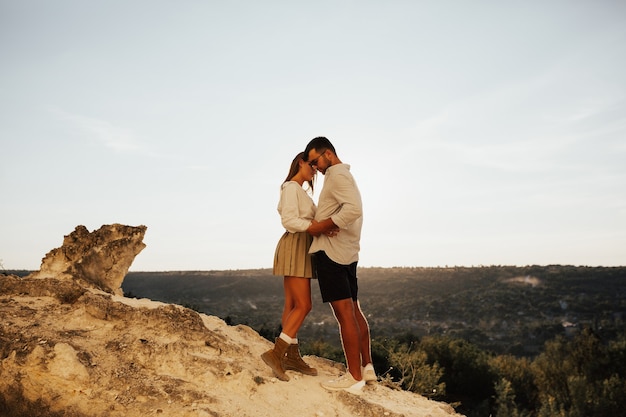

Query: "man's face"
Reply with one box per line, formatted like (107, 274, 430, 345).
(307, 148, 329, 174)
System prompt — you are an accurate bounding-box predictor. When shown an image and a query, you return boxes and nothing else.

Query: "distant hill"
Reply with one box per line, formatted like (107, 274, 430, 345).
(123, 265, 626, 356)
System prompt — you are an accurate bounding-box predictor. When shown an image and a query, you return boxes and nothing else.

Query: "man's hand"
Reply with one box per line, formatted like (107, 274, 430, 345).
(307, 218, 339, 237)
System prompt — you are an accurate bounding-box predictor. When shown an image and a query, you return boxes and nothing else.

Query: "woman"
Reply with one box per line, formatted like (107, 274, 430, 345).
(261, 152, 322, 381)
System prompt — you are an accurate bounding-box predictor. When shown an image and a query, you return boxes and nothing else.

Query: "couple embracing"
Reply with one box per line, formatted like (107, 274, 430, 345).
(261, 136, 376, 394)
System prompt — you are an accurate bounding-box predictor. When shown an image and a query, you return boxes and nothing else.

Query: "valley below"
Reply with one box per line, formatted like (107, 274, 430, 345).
(120, 265, 625, 357)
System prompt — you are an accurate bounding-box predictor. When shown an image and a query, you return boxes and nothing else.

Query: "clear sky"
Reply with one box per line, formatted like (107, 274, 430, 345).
(1, 1, 625, 271)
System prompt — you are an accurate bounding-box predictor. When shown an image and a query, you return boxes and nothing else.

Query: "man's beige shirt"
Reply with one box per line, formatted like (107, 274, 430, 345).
(309, 163, 363, 265)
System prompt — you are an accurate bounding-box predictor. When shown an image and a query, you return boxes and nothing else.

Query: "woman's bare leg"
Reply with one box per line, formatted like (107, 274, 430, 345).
(282, 276, 312, 338)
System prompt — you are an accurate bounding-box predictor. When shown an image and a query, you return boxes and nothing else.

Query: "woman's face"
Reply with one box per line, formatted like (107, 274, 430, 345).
(299, 160, 315, 181)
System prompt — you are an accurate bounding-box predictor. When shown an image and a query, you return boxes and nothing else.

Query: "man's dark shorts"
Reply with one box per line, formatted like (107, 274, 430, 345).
(312, 251, 358, 303)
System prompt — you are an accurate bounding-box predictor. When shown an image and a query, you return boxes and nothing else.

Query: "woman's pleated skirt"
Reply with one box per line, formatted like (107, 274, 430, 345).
(273, 231, 313, 278)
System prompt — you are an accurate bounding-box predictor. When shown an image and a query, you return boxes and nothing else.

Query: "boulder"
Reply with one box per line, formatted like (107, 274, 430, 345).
(28, 224, 146, 295)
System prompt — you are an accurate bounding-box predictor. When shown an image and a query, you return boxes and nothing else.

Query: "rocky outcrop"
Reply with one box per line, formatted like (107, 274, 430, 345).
(0, 225, 464, 417)
(28, 224, 146, 296)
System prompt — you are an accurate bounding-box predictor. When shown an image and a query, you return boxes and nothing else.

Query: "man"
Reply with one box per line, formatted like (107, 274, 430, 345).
(304, 136, 376, 393)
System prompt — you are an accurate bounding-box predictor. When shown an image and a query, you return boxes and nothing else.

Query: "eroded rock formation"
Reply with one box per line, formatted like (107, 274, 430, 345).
(28, 224, 147, 296)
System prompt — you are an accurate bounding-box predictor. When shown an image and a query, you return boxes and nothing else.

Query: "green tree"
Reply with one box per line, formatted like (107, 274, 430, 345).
(493, 378, 519, 417)
(537, 396, 566, 417)
(386, 341, 445, 398)
(490, 354, 538, 413)
(420, 336, 495, 396)
(419, 336, 496, 416)
(532, 328, 626, 417)
(532, 335, 574, 409)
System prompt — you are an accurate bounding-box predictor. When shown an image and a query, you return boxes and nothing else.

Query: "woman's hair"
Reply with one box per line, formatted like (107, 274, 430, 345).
(284, 152, 314, 193)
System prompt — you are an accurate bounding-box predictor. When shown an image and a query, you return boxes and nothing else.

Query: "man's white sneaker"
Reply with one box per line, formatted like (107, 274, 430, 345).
(320, 373, 365, 394)
(362, 363, 377, 384)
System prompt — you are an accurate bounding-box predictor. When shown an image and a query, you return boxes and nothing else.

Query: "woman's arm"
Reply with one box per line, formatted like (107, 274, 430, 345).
(279, 183, 314, 233)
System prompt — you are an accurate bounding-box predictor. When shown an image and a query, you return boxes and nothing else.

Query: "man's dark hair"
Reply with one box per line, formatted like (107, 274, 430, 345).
(303, 136, 336, 161)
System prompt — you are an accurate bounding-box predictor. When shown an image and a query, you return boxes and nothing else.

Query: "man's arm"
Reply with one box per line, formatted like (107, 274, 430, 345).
(329, 171, 362, 229)
(307, 218, 338, 237)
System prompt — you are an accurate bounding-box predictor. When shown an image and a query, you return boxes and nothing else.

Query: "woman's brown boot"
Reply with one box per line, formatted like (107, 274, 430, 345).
(283, 343, 318, 376)
(261, 338, 290, 381)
